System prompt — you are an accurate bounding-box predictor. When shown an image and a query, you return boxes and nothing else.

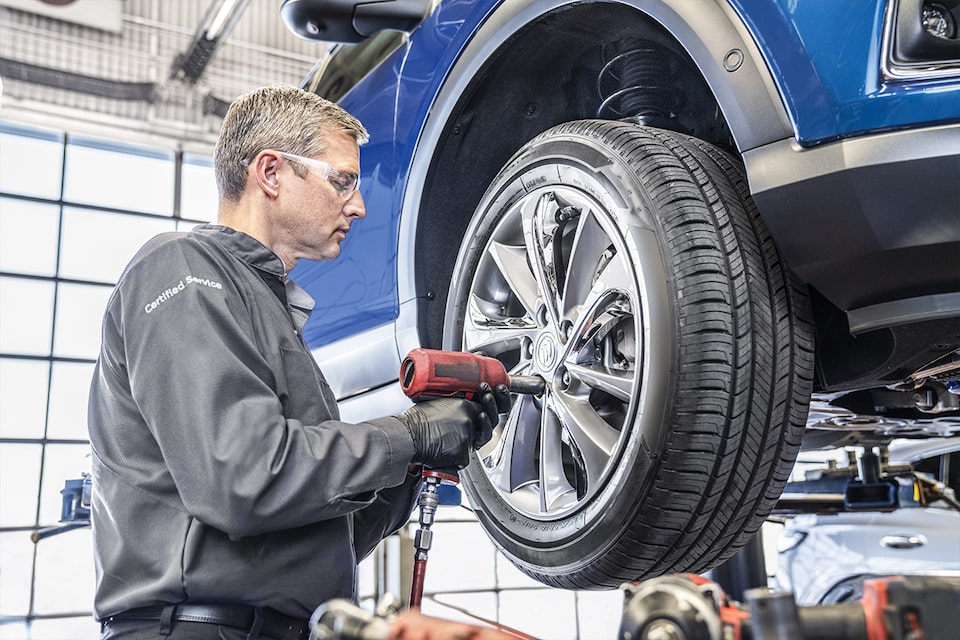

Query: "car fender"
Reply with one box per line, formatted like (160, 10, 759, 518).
(395, 0, 792, 350)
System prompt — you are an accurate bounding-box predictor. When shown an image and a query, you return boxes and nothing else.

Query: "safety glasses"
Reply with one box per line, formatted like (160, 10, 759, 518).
(243, 151, 361, 199)
(277, 151, 360, 200)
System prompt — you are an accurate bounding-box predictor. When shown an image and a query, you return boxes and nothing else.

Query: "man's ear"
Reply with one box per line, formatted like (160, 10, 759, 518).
(253, 151, 281, 197)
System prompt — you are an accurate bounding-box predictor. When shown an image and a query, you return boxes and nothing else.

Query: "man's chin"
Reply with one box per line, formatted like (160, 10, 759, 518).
(317, 245, 341, 261)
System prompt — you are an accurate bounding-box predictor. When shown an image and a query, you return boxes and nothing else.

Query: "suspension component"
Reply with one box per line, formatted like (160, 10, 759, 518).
(597, 37, 685, 124)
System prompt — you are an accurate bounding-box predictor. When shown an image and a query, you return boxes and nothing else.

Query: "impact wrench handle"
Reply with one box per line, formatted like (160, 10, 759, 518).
(400, 349, 545, 401)
(409, 469, 459, 610)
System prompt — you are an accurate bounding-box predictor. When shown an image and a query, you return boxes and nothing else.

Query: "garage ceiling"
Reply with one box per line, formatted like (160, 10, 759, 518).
(0, 0, 328, 149)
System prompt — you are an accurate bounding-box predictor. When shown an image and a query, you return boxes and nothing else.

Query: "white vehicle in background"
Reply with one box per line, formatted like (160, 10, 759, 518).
(773, 436, 960, 605)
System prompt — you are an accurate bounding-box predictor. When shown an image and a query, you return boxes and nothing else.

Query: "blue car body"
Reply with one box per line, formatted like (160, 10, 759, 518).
(282, 0, 960, 588)
(293, 0, 493, 352)
(293, 0, 959, 396)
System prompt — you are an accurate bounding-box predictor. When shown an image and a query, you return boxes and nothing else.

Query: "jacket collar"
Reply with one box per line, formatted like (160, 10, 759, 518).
(190, 225, 316, 323)
(192, 224, 286, 278)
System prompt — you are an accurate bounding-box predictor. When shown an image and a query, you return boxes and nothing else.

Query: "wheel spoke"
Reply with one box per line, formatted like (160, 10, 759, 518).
(521, 193, 561, 327)
(560, 209, 611, 318)
(539, 403, 575, 512)
(565, 360, 634, 403)
(549, 391, 620, 490)
(482, 394, 540, 492)
(563, 256, 634, 362)
(591, 250, 634, 299)
(488, 240, 540, 317)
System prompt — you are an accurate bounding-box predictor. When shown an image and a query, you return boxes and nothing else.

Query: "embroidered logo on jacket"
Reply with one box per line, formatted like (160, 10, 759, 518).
(144, 276, 223, 313)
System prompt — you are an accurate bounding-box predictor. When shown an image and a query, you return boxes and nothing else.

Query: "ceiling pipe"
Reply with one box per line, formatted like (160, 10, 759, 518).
(170, 0, 252, 84)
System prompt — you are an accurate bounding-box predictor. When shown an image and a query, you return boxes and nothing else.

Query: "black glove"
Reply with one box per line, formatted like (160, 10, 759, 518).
(397, 398, 484, 469)
(474, 382, 512, 448)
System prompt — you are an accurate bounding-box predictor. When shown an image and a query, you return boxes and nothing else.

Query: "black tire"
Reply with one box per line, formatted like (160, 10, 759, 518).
(442, 120, 814, 589)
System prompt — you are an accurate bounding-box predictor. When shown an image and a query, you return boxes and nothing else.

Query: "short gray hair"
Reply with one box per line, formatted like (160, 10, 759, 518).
(214, 85, 369, 202)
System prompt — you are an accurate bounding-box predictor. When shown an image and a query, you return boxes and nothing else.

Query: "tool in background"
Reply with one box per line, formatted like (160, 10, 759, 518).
(409, 469, 460, 610)
(308, 572, 960, 639)
(31, 473, 91, 542)
(619, 573, 960, 640)
(309, 599, 393, 640)
(400, 348, 545, 401)
(308, 598, 525, 640)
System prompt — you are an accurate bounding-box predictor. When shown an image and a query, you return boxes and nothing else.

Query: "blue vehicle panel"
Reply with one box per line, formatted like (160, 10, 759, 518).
(293, 0, 489, 348)
(730, 0, 959, 144)
(293, 0, 960, 376)
(281, 0, 960, 591)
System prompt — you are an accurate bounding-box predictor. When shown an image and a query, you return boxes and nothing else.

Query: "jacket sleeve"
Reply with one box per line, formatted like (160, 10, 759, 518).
(113, 239, 416, 538)
(352, 469, 423, 560)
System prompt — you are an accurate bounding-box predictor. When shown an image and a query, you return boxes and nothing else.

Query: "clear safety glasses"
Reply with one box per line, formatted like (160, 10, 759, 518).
(242, 151, 361, 199)
(277, 151, 360, 199)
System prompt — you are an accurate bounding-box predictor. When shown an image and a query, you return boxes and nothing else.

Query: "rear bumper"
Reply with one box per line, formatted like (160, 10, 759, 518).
(744, 123, 960, 333)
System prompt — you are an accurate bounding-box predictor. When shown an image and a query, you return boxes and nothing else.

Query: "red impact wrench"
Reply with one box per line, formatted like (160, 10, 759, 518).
(400, 348, 545, 401)
(401, 349, 544, 610)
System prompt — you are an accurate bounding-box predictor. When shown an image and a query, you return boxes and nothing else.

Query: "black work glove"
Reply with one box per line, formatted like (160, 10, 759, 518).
(397, 384, 514, 469)
(397, 398, 484, 469)
(474, 382, 512, 448)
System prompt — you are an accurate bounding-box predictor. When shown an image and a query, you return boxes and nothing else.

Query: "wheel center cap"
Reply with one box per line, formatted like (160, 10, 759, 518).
(535, 333, 558, 371)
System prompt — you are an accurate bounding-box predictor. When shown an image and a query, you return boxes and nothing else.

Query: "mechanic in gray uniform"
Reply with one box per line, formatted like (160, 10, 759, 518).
(88, 85, 510, 640)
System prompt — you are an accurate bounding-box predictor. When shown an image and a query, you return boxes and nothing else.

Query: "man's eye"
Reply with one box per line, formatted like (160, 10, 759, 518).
(331, 174, 357, 193)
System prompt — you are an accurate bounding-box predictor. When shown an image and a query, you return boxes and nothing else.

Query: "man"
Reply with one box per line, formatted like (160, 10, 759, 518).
(88, 85, 509, 640)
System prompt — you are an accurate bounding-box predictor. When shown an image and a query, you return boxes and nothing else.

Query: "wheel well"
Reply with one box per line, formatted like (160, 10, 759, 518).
(415, 2, 734, 347)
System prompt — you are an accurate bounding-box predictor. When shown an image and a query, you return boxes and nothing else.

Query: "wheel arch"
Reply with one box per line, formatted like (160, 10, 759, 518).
(406, 0, 793, 348)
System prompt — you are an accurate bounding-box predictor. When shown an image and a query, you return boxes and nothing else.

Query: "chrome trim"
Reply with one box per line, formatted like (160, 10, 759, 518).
(881, 0, 960, 82)
(880, 534, 926, 549)
(848, 292, 960, 334)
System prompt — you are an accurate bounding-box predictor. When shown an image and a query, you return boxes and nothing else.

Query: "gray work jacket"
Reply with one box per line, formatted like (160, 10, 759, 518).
(87, 224, 419, 620)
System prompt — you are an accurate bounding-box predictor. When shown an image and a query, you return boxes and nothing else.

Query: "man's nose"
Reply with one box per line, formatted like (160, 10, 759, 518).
(344, 191, 365, 219)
